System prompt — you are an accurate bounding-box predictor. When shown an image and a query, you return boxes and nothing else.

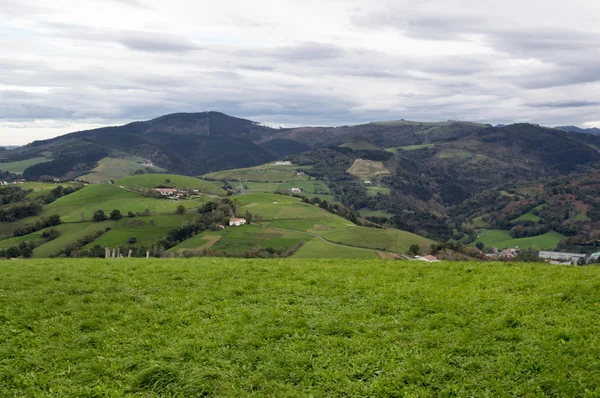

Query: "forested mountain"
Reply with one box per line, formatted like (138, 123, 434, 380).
(0, 112, 489, 180)
(556, 126, 600, 135)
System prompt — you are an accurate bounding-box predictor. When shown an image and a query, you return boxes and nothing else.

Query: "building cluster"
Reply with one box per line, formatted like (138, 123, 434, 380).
(538, 251, 599, 265)
(153, 187, 189, 199)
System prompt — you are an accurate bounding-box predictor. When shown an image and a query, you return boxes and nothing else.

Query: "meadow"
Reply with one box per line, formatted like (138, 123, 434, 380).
(0, 157, 51, 173)
(203, 164, 310, 182)
(116, 174, 226, 196)
(78, 157, 166, 183)
(473, 230, 566, 250)
(1, 259, 600, 397)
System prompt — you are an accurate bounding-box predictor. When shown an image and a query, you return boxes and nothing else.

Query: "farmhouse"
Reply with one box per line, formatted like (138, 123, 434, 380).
(153, 188, 188, 199)
(229, 217, 247, 227)
(290, 188, 302, 193)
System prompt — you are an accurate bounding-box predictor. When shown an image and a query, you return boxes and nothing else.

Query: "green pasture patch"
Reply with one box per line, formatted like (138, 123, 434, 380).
(514, 212, 541, 222)
(211, 224, 307, 254)
(323, 226, 433, 253)
(292, 239, 379, 259)
(366, 186, 390, 196)
(203, 164, 311, 182)
(574, 211, 590, 221)
(359, 209, 393, 218)
(78, 157, 166, 183)
(2, 259, 600, 396)
(0, 157, 51, 173)
(437, 149, 473, 159)
(472, 230, 565, 250)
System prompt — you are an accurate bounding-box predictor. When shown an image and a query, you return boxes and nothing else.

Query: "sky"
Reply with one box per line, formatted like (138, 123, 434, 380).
(1, 0, 600, 145)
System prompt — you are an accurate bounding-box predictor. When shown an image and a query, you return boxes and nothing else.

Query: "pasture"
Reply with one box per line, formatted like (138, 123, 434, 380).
(78, 157, 166, 183)
(473, 230, 566, 250)
(116, 174, 226, 196)
(0, 156, 51, 173)
(346, 159, 391, 180)
(203, 164, 310, 182)
(1, 259, 600, 396)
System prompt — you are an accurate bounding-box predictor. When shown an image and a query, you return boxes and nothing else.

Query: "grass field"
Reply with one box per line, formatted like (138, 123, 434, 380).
(386, 144, 435, 153)
(359, 209, 393, 218)
(292, 239, 379, 259)
(2, 259, 600, 396)
(210, 224, 308, 254)
(78, 157, 166, 183)
(366, 186, 390, 196)
(514, 212, 541, 222)
(473, 230, 566, 250)
(346, 159, 391, 180)
(0, 156, 51, 173)
(203, 164, 310, 182)
(116, 174, 226, 196)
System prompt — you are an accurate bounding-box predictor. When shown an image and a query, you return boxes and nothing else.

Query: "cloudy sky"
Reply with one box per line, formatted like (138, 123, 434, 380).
(1, 0, 600, 145)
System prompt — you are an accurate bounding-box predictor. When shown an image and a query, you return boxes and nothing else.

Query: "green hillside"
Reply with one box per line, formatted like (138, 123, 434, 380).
(2, 259, 600, 396)
(0, 156, 51, 173)
(115, 174, 226, 196)
(203, 163, 310, 182)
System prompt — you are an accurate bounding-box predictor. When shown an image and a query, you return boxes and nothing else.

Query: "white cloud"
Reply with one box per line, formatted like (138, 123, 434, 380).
(1, 0, 600, 144)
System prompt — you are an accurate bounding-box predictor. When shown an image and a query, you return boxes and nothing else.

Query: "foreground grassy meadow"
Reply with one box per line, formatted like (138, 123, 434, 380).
(1, 259, 600, 397)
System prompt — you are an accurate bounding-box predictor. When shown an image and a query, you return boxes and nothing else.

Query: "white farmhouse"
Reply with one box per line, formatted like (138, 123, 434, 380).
(229, 217, 247, 227)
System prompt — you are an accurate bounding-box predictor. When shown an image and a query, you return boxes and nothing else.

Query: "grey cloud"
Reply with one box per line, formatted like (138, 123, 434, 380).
(269, 42, 346, 62)
(118, 33, 200, 53)
(527, 100, 600, 108)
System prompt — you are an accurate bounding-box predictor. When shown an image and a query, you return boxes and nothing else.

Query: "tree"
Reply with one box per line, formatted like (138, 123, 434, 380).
(475, 241, 485, 251)
(110, 209, 122, 220)
(176, 205, 186, 215)
(6, 246, 20, 258)
(93, 210, 107, 222)
(408, 244, 421, 256)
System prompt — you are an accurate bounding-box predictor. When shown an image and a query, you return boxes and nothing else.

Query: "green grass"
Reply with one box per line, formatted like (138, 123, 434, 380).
(347, 159, 391, 180)
(2, 259, 600, 396)
(575, 211, 591, 221)
(386, 144, 435, 153)
(359, 209, 393, 218)
(116, 174, 226, 196)
(78, 157, 166, 183)
(84, 214, 199, 249)
(0, 157, 51, 173)
(473, 230, 566, 250)
(292, 239, 379, 258)
(210, 224, 308, 254)
(203, 164, 310, 182)
(322, 226, 433, 253)
(514, 212, 541, 222)
(168, 230, 226, 253)
(472, 216, 491, 228)
(366, 186, 390, 196)
(39, 184, 205, 223)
